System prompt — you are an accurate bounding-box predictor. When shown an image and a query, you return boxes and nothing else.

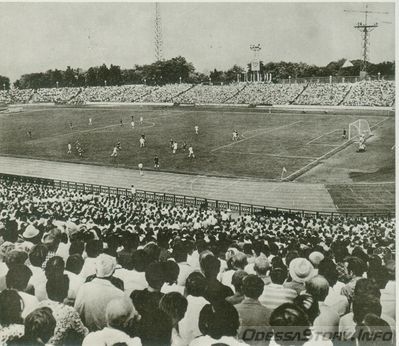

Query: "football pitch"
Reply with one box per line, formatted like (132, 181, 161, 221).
(0, 106, 393, 180)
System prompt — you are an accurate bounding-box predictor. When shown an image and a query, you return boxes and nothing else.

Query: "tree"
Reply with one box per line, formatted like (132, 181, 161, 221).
(0, 75, 10, 90)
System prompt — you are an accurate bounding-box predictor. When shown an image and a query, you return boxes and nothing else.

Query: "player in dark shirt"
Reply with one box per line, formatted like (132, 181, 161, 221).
(154, 156, 160, 170)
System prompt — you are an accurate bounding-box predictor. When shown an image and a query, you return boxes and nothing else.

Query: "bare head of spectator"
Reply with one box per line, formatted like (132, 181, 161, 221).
(85, 239, 103, 258)
(270, 266, 288, 285)
(305, 275, 329, 302)
(0, 289, 23, 326)
(145, 261, 165, 290)
(45, 256, 64, 279)
(200, 254, 220, 279)
(242, 274, 264, 300)
(346, 256, 366, 279)
(29, 244, 48, 268)
(159, 292, 188, 326)
(172, 241, 188, 263)
(271, 256, 285, 269)
(355, 313, 393, 346)
(106, 297, 139, 330)
(69, 240, 85, 256)
(46, 274, 69, 303)
(254, 255, 270, 276)
(65, 254, 84, 275)
(231, 270, 249, 295)
(285, 250, 299, 267)
(185, 271, 206, 297)
(5, 249, 28, 270)
(354, 278, 381, 299)
(42, 227, 61, 252)
(353, 295, 382, 325)
(131, 249, 148, 272)
(143, 242, 161, 263)
(162, 260, 180, 286)
(199, 302, 240, 340)
(270, 303, 311, 345)
(318, 258, 338, 287)
(308, 251, 324, 269)
(117, 251, 134, 270)
(232, 252, 248, 270)
(6, 264, 32, 291)
(294, 293, 320, 324)
(23, 307, 56, 345)
(96, 254, 116, 279)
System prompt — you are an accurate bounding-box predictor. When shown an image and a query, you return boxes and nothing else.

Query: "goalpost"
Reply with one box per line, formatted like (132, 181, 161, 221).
(348, 119, 372, 141)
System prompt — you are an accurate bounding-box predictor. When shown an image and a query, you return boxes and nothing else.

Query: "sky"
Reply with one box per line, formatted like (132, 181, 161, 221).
(0, 1, 395, 82)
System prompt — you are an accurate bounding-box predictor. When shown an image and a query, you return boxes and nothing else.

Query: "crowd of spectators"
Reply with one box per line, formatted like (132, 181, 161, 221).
(294, 83, 351, 106)
(32, 88, 81, 104)
(342, 81, 396, 107)
(230, 83, 304, 105)
(175, 84, 244, 104)
(0, 178, 395, 346)
(0, 80, 395, 107)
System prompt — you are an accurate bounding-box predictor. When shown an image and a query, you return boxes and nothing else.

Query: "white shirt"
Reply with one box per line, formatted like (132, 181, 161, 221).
(113, 269, 148, 295)
(161, 283, 185, 295)
(18, 291, 39, 319)
(83, 327, 141, 346)
(324, 287, 349, 316)
(179, 295, 209, 345)
(177, 262, 193, 287)
(190, 335, 249, 346)
(65, 270, 85, 300)
(28, 265, 47, 301)
(80, 257, 97, 279)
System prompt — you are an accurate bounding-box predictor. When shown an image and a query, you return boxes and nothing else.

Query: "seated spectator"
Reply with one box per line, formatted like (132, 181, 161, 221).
(161, 260, 184, 295)
(220, 252, 247, 289)
(179, 271, 209, 344)
(39, 274, 88, 345)
(130, 261, 168, 346)
(27, 244, 48, 301)
(226, 270, 249, 305)
(82, 298, 141, 346)
(380, 260, 395, 320)
(354, 313, 394, 346)
(341, 256, 366, 304)
(191, 301, 248, 346)
(65, 254, 85, 302)
(253, 255, 271, 285)
(80, 239, 103, 279)
(11, 307, 56, 346)
(6, 264, 39, 318)
(75, 253, 125, 331)
(305, 275, 340, 341)
(0, 250, 28, 292)
(200, 254, 233, 304)
(172, 240, 193, 287)
(284, 258, 315, 295)
(308, 252, 324, 275)
(259, 265, 297, 311)
(318, 258, 349, 316)
(235, 274, 272, 345)
(0, 290, 24, 344)
(41, 228, 62, 269)
(159, 292, 188, 345)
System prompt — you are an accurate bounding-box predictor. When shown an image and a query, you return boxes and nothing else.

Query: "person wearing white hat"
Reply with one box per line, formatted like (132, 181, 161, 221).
(74, 254, 125, 331)
(284, 257, 315, 295)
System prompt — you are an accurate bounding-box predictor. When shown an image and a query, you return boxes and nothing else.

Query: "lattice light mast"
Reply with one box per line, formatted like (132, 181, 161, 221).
(155, 3, 164, 62)
(249, 44, 261, 82)
(344, 4, 388, 73)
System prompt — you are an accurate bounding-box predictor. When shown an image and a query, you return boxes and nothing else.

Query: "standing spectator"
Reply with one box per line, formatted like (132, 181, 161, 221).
(341, 256, 366, 304)
(172, 241, 193, 287)
(284, 258, 315, 295)
(161, 260, 184, 295)
(80, 239, 103, 279)
(226, 270, 249, 305)
(27, 244, 48, 301)
(41, 228, 62, 269)
(75, 254, 124, 331)
(253, 255, 271, 285)
(65, 254, 85, 302)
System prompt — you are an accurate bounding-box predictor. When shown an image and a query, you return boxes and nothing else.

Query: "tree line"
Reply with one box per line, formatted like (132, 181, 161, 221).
(7, 57, 396, 89)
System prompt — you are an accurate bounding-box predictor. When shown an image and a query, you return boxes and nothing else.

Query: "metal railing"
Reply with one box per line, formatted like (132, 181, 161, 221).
(0, 172, 393, 219)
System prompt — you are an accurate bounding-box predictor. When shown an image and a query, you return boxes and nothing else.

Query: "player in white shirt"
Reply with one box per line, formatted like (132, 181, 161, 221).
(89, 118, 92, 126)
(111, 146, 118, 159)
(232, 130, 238, 141)
(131, 121, 135, 129)
(188, 146, 195, 158)
(139, 136, 146, 148)
(172, 141, 178, 154)
(138, 163, 144, 176)
(194, 125, 199, 135)
(67, 143, 72, 154)
(140, 116, 143, 125)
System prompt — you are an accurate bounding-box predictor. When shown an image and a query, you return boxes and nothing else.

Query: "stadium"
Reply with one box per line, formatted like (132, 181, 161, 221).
(0, 2, 396, 346)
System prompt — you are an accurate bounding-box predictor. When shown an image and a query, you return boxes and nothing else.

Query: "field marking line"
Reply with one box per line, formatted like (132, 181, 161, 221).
(370, 117, 390, 131)
(305, 129, 340, 145)
(307, 143, 340, 147)
(210, 120, 302, 153)
(218, 151, 318, 160)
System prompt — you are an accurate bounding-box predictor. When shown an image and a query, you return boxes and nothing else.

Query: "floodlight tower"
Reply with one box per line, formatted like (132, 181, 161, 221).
(344, 4, 388, 74)
(155, 3, 164, 62)
(249, 44, 261, 82)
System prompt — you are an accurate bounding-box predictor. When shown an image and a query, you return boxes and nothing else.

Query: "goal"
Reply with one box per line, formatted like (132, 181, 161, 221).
(348, 119, 372, 140)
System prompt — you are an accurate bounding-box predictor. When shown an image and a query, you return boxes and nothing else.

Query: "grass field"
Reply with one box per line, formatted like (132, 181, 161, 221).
(0, 105, 394, 180)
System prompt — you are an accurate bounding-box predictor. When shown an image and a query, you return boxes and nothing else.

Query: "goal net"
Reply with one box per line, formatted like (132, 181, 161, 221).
(348, 119, 372, 140)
